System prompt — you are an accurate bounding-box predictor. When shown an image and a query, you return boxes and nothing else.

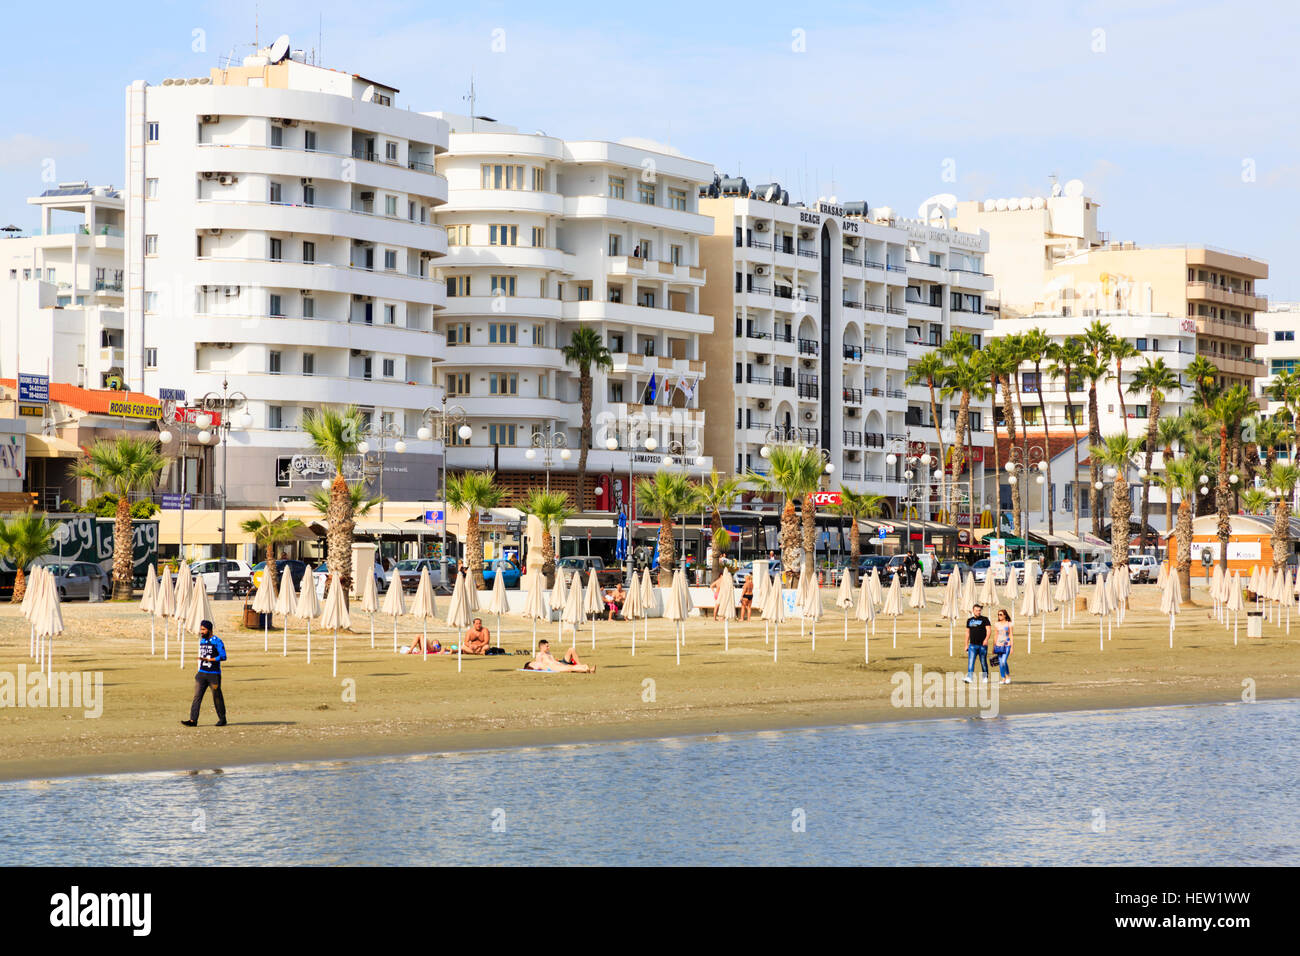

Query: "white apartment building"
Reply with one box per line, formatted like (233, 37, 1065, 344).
(123, 42, 450, 505)
(1258, 301, 1298, 463)
(428, 113, 714, 505)
(1, 183, 126, 388)
(699, 188, 994, 521)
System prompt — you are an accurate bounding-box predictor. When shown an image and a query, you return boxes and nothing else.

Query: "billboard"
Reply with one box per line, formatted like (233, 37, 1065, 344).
(0, 516, 159, 581)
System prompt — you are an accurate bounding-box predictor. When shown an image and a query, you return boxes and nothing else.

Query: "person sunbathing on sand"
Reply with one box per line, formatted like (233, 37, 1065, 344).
(524, 639, 595, 673)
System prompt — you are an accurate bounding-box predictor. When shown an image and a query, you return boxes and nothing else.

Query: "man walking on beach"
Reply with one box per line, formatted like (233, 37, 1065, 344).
(964, 603, 991, 685)
(181, 619, 227, 727)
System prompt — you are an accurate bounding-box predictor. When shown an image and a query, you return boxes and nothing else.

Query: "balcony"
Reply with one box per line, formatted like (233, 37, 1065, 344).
(842, 299, 862, 310)
(745, 328, 773, 341)
(1186, 281, 1267, 313)
(609, 255, 705, 284)
(842, 345, 863, 361)
(863, 258, 885, 270)
(745, 237, 772, 250)
(865, 432, 885, 449)
(797, 245, 818, 259)
(797, 338, 820, 356)
(842, 253, 862, 266)
(797, 382, 819, 400)
(1193, 315, 1267, 345)
(842, 388, 863, 404)
(843, 430, 864, 447)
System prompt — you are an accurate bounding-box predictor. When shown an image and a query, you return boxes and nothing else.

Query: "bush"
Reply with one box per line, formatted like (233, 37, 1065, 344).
(75, 494, 159, 519)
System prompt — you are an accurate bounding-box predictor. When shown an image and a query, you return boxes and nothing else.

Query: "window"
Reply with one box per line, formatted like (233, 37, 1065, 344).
(361, 357, 372, 380)
(304, 130, 316, 151)
(489, 424, 517, 446)
(145, 235, 158, 255)
(383, 304, 396, 325)
(144, 292, 159, 311)
(668, 188, 687, 211)
(269, 294, 283, 316)
(303, 184, 315, 206)
(269, 238, 282, 261)
(532, 167, 545, 191)
(577, 285, 593, 302)
(450, 428, 471, 446)
(384, 250, 397, 270)
(268, 405, 283, 430)
(489, 224, 518, 246)
(382, 358, 395, 378)
(609, 332, 624, 352)
(1135, 338, 1147, 351)
(489, 322, 518, 344)
(639, 290, 656, 309)
(270, 125, 283, 147)
(446, 225, 470, 246)
(1135, 404, 1148, 419)
(489, 373, 518, 395)
(446, 276, 471, 297)
(446, 323, 469, 345)
(533, 324, 546, 347)
(1272, 359, 1298, 375)
(608, 234, 622, 256)
(385, 195, 397, 217)
(302, 296, 315, 318)
(146, 122, 159, 142)
(539, 375, 549, 398)
(302, 241, 315, 263)
(385, 141, 398, 161)
(446, 372, 470, 395)
(670, 245, 683, 265)
(970, 411, 982, 432)
(609, 382, 624, 403)
(144, 348, 158, 368)
(1022, 372, 1041, 393)
(408, 200, 416, 221)
(529, 226, 545, 248)
(1276, 330, 1297, 342)
(638, 181, 656, 205)
(302, 353, 315, 376)
(146, 178, 158, 199)
(481, 164, 525, 189)
(491, 275, 516, 296)
(608, 176, 625, 199)
(269, 182, 283, 203)
(269, 350, 282, 374)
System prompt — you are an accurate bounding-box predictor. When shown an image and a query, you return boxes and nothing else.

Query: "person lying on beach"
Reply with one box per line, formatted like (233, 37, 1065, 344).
(462, 618, 490, 654)
(405, 635, 441, 654)
(523, 639, 595, 673)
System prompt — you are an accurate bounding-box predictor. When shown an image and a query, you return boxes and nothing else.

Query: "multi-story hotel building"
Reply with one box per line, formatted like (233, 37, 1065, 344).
(1, 183, 126, 388)
(123, 42, 450, 505)
(428, 113, 714, 505)
(1258, 301, 1299, 464)
(697, 186, 994, 520)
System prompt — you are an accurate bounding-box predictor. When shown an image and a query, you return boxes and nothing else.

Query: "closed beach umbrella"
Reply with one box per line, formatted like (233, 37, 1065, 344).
(940, 571, 961, 656)
(753, 564, 771, 616)
(800, 570, 823, 651)
(486, 566, 510, 647)
(716, 569, 737, 651)
(519, 570, 549, 655)
(1269, 565, 1287, 625)
(561, 571, 585, 649)
(762, 572, 787, 661)
(1107, 568, 1124, 629)
(445, 572, 474, 673)
(381, 572, 406, 653)
(22, 565, 42, 661)
(295, 566, 322, 663)
(35, 569, 65, 686)
(835, 570, 855, 643)
(1087, 573, 1113, 651)
(855, 576, 876, 662)
(275, 568, 298, 655)
(408, 566, 437, 657)
(250, 561, 278, 653)
(155, 567, 175, 660)
(1116, 565, 1132, 623)
(583, 569, 604, 649)
(639, 567, 658, 646)
(1226, 571, 1245, 645)
(319, 574, 352, 678)
(464, 571, 481, 615)
(1037, 573, 1056, 643)
(1247, 565, 1260, 606)
(1156, 561, 1168, 589)
(673, 568, 694, 644)
(959, 570, 976, 614)
(141, 565, 159, 656)
(1281, 568, 1296, 635)
(663, 568, 691, 665)
(977, 572, 999, 610)
(882, 573, 904, 649)
(1160, 568, 1181, 648)
(868, 567, 884, 608)
(1053, 565, 1071, 628)
(622, 569, 644, 655)
(183, 579, 213, 669)
(908, 573, 926, 641)
(1023, 559, 1039, 592)
(549, 569, 569, 644)
(1210, 563, 1226, 622)
(1002, 570, 1019, 606)
(173, 562, 193, 630)
(1019, 562, 1041, 655)
(359, 568, 379, 649)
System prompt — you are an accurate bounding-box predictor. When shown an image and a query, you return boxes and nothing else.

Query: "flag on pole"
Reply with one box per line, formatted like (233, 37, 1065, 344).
(616, 510, 629, 561)
(646, 373, 657, 404)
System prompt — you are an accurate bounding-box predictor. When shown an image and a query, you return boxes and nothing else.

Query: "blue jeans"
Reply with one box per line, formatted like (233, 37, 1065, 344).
(967, 644, 988, 678)
(994, 643, 1011, 679)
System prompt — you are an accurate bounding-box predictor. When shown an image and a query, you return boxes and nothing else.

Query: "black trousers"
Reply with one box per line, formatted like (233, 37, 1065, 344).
(190, 672, 226, 722)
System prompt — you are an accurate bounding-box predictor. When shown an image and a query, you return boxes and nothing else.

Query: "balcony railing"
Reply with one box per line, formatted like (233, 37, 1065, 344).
(745, 284, 771, 296)
(843, 430, 863, 447)
(865, 432, 885, 449)
(886, 306, 907, 316)
(842, 345, 863, 360)
(863, 258, 885, 269)
(886, 262, 907, 272)
(747, 237, 772, 250)
(843, 388, 863, 403)
(797, 338, 820, 356)
(885, 347, 906, 357)
(746, 374, 773, 385)
(842, 253, 862, 266)
(842, 299, 862, 309)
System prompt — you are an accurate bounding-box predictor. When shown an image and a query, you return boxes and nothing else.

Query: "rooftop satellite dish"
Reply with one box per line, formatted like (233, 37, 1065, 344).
(269, 35, 291, 64)
(1031, 196, 1046, 209)
(917, 193, 957, 222)
(764, 185, 776, 202)
(361, 84, 376, 103)
(1064, 179, 1084, 198)
(1051, 183, 1063, 197)
(994, 198, 1008, 211)
(1018, 197, 1032, 210)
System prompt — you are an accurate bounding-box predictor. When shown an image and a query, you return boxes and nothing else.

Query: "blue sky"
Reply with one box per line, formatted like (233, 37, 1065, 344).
(3, 0, 1296, 298)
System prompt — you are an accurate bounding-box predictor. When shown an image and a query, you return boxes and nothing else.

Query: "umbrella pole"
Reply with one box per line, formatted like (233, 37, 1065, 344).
(332, 629, 338, 678)
(1169, 616, 1174, 649)
(284, 620, 289, 657)
(150, 621, 155, 656)
(844, 612, 848, 642)
(1027, 623, 1031, 655)
(675, 622, 680, 666)
(264, 619, 268, 653)
(532, 619, 537, 656)
(423, 620, 428, 659)
(29, 625, 35, 660)
(179, 632, 185, 669)
(371, 613, 375, 650)
(811, 624, 816, 653)
(1234, 611, 1238, 646)
(773, 624, 778, 663)
(591, 619, 596, 652)
(765, 620, 769, 645)
(164, 620, 169, 661)
(630, 618, 635, 656)
(892, 618, 896, 649)
(724, 618, 730, 652)
(393, 618, 398, 654)
(307, 623, 312, 664)
(865, 624, 869, 663)
(496, 613, 501, 648)
(458, 639, 462, 674)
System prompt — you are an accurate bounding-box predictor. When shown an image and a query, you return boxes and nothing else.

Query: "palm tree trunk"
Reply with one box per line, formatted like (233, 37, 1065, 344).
(801, 494, 816, 581)
(955, 394, 970, 532)
(266, 542, 280, 593)
(780, 499, 798, 582)
(658, 520, 675, 587)
(11, 567, 26, 604)
(1088, 384, 1103, 536)
(990, 374, 1002, 533)
(1063, 371, 1081, 537)
(113, 495, 134, 600)
(1139, 398, 1159, 553)
(1033, 362, 1053, 533)
(710, 507, 723, 582)
(849, 519, 861, 585)
(1217, 425, 1231, 571)
(467, 515, 483, 585)
(1111, 474, 1131, 568)
(1272, 497, 1290, 570)
(1115, 359, 1128, 437)
(577, 369, 592, 513)
(927, 380, 949, 521)
(327, 474, 354, 594)
(1003, 380, 1022, 537)
(541, 530, 555, 588)
(1175, 499, 1193, 603)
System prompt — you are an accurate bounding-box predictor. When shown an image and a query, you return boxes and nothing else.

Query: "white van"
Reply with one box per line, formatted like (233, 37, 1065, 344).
(1127, 554, 1160, 583)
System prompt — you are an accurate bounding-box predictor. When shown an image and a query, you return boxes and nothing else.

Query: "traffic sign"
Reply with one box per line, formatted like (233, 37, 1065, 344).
(17, 373, 48, 404)
(877, 527, 887, 540)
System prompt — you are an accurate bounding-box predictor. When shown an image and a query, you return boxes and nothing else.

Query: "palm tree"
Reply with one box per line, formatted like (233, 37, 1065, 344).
(1250, 414, 1292, 477)
(238, 513, 305, 591)
(1108, 337, 1141, 436)
(1047, 337, 1086, 537)
(522, 488, 572, 587)
(1096, 433, 1144, 568)
(832, 488, 886, 585)
(1185, 355, 1220, 410)
(635, 470, 698, 585)
(0, 515, 55, 603)
(1268, 464, 1299, 570)
(309, 483, 383, 519)
(1210, 387, 1255, 571)
(446, 470, 504, 586)
(1019, 328, 1055, 533)
(905, 350, 951, 518)
(1267, 369, 1300, 462)
(1165, 458, 1200, 602)
(300, 405, 366, 593)
(983, 337, 1015, 532)
(1240, 488, 1271, 516)
(696, 469, 742, 582)
(1156, 415, 1190, 535)
(747, 444, 825, 582)
(72, 435, 167, 599)
(1078, 349, 1110, 537)
(1128, 357, 1180, 553)
(988, 336, 1024, 536)
(941, 344, 990, 538)
(561, 326, 613, 513)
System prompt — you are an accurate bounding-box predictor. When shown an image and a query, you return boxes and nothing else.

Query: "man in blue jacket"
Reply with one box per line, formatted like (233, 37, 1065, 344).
(181, 619, 227, 727)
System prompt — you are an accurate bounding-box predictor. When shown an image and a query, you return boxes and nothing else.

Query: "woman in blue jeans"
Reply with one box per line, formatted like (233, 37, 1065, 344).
(964, 604, 991, 683)
(992, 608, 1013, 684)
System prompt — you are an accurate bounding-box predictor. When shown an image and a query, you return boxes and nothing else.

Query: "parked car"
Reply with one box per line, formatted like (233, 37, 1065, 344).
(1127, 554, 1160, 583)
(734, 559, 783, 589)
(937, 560, 971, 583)
(394, 557, 457, 592)
(1080, 560, 1110, 585)
(189, 558, 253, 596)
(858, 555, 891, 577)
(250, 559, 310, 593)
(971, 559, 1012, 584)
(1008, 560, 1027, 584)
(481, 558, 522, 589)
(556, 555, 624, 589)
(1044, 561, 1062, 584)
(46, 561, 111, 601)
(313, 562, 386, 599)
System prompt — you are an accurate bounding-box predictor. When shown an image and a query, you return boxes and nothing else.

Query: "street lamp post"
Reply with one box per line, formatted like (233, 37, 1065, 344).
(158, 400, 209, 561)
(1005, 442, 1048, 561)
(356, 419, 407, 523)
(760, 428, 833, 581)
(197, 378, 251, 601)
(417, 398, 470, 590)
(605, 415, 652, 583)
(886, 432, 931, 558)
(524, 427, 571, 493)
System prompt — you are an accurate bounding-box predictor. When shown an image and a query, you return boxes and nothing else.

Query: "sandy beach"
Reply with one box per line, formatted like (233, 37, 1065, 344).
(2, 583, 1298, 783)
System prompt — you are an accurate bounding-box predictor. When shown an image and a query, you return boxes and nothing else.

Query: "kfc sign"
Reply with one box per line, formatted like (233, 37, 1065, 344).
(809, 491, 842, 506)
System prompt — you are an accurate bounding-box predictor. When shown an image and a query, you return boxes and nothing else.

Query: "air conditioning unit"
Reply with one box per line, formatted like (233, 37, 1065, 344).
(223, 286, 239, 297)
(802, 411, 816, 422)
(301, 177, 313, 186)
(847, 450, 860, 460)
(757, 399, 769, 410)
(754, 221, 768, 232)
(200, 114, 221, 124)
(278, 118, 299, 127)
(207, 228, 222, 236)
(218, 175, 235, 186)
(755, 265, 768, 276)
(755, 354, 768, 364)
(359, 191, 374, 201)
(351, 348, 364, 356)
(802, 359, 814, 369)
(201, 171, 216, 180)
(800, 230, 812, 240)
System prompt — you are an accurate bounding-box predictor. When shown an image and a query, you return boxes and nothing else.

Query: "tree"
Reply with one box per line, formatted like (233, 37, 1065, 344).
(988, 337, 1023, 536)
(905, 350, 951, 519)
(1240, 488, 1271, 516)
(747, 444, 825, 583)
(238, 513, 304, 591)
(309, 483, 383, 518)
(1268, 464, 1299, 570)
(832, 487, 886, 585)
(940, 343, 990, 539)
(1047, 337, 1087, 537)
(1210, 387, 1255, 571)
(1096, 433, 1144, 568)
(1020, 328, 1056, 534)
(1185, 355, 1221, 410)
(1128, 357, 1180, 553)
(1108, 336, 1140, 436)
(1250, 414, 1292, 478)
(983, 337, 1015, 533)
(1078, 346, 1110, 536)
(1165, 458, 1200, 603)
(446, 470, 504, 586)
(0, 515, 55, 603)
(1266, 369, 1300, 462)
(300, 405, 365, 593)
(635, 470, 698, 585)
(1156, 415, 1190, 534)
(72, 435, 166, 599)
(522, 488, 572, 587)
(695, 470, 742, 582)
(561, 326, 613, 513)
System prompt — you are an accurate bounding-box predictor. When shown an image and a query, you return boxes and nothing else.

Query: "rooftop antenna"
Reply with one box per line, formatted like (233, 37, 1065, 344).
(254, 1, 259, 51)
(464, 74, 476, 131)
(319, 13, 323, 65)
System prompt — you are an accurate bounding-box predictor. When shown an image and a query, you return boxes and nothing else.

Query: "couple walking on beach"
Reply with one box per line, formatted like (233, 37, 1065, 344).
(964, 604, 1014, 686)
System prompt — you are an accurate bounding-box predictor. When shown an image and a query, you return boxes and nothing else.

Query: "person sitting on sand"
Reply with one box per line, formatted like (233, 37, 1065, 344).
(605, 583, 625, 620)
(462, 618, 491, 655)
(524, 638, 595, 673)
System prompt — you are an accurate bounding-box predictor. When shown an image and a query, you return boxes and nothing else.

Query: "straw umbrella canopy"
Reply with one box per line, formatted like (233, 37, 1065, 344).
(882, 572, 904, 649)
(868, 567, 884, 608)
(295, 565, 322, 663)
(1019, 561, 1041, 654)
(663, 568, 691, 665)
(639, 567, 658, 646)
(155, 567, 176, 659)
(855, 576, 876, 662)
(140, 564, 159, 655)
(622, 569, 645, 655)
(583, 569, 604, 649)
(250, 560, 278, 653)
(672, 568, 694, 645)
(834, 570, 855, 642)
(549, 569, 569, 644)
(1160, 568, 1181, 649)
(1002, 570, 1019, 606)
(182, 579, 213, 669)
(445, 571, 474, 673)
(1156, 561, 1168, 589)
(1087, 573, 1113, 651)
(800, 570, 823, 651)
(358, 568, 380, 649)
(762, 572, 787, 661)
(1226, 571, 1245, 645)
(940, 571, 961, 656)
(319, 574, 352, 678)
(381, 572, 406, 653)
(959, 569, 977, 614)
(561, 571, 586, 648)
(173, 562, 194, 630)
(408, 566, 437, 657)
(715, 569, 737, 651)
(34, 568, 65, 685)
(908, 573, 927, 641)
(519, 570, 550, 655)
(977, 572, 999, 610)
(486, 566, 510, 647)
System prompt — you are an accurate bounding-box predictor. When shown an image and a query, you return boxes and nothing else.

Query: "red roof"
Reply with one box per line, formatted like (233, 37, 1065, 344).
(1, 379, 159, 414)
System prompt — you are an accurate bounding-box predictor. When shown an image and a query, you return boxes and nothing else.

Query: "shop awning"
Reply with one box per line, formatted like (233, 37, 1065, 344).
(25, 435, 82, 458)
(1000, 536, 1046, 550)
